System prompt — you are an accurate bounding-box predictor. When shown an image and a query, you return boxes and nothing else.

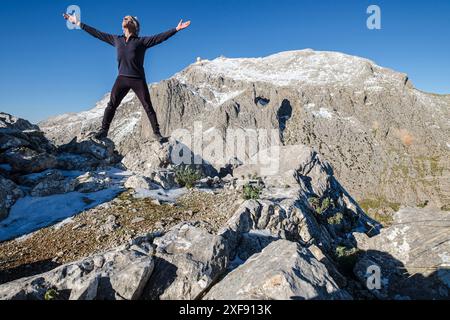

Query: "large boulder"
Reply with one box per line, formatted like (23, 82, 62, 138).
(354, 207, 450, 300)
(144, 223, 231, 300)
(124, 174, 159, 190)
(0, 113, 39, 131)
(58, 136, 120, 164)
(204, 240, 352, 300)
(0, 238, 155, 300)
(0, 147, 57, 173)
(73, 171, 112, 193)
(0, 113, 57, 173)
(121, 139, 217, 180)
(0, 176, 24, 220)
(219, 145, 381, 259)
(30, 177, 75, 197)
(121, 140, 173, 174)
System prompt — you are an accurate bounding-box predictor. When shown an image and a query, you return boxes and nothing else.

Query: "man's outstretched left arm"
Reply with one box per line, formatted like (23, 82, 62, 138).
(142, 19, 191, 49)
(142, 28, 178, 49)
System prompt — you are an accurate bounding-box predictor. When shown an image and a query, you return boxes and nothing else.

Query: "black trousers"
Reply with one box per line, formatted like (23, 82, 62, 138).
(101, 75, 161, 135)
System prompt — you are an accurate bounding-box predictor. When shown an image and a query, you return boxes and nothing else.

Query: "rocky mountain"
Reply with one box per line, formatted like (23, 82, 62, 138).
(0, 130, 373, 299)
(1, 49, 449, 300)
(1, 109, 449, 299)
(39, 49, 450, 214)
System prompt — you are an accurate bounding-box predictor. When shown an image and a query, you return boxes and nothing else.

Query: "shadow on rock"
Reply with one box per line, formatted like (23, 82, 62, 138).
(0, 259, 61, 286)
(354, 249, 450, 300)
(141, 256, 178, 300)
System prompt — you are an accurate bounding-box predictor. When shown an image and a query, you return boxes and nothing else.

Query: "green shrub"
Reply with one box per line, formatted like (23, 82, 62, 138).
(44, 288, 58, 301)
(243, 183, 262, 200)
(308, 196, 332, 215)
(335, 246, 360, 274)
(417, 200, 429, 208)
(175, 165, 202, 189)
(327, 212, 344, 225)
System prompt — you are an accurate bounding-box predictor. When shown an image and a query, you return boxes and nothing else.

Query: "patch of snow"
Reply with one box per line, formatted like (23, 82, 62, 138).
(0, 163, 12, 171)
(121, 92, 136, 105)
(40, 91, 136, 134)
(311, 108, 333, 119)
(0, 187, 123, 242)
(248, 229, 275, 237)
(0, 168, 133, 242)
(53, 217, 75, 230)
(212, 89, 245, 106)
(203, 127, 219, 135)
(175, 50, 405, 88)
(179, 79, 245, 107)
(133, 187, 188, 203)
(365, 85, 385, 92)
(111, 113, 140, 140)
(14, 232, 36, 243)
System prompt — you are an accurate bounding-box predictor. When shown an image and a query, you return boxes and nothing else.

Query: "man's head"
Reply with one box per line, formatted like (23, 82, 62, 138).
(122, 15, 140, 36)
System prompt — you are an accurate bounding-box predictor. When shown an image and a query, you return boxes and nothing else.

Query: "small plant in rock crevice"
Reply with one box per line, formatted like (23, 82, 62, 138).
(44, 288, 58, 301)
(243, 183, 262, 200)
(327, 212, 344, 225)
(174, 165, 202, 189)
(308, 196, 332, 215)
(334, 246, 361, 275)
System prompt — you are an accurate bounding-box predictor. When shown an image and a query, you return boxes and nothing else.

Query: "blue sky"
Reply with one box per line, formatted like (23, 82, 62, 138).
(0, 0, 449, 123)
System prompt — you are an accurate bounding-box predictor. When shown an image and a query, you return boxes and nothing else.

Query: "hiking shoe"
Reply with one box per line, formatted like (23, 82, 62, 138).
(154, 133, 169, 144)
(93, 130, 108, 140)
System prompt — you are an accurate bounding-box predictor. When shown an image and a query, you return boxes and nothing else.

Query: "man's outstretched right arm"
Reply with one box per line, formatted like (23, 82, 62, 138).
(79, 22, 116, 47)
(64, 13, 116, 46)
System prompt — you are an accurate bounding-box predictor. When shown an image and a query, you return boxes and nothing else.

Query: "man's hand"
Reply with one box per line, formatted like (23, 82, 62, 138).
(63, 13, 81, 27)
(176, 19, 191, 31)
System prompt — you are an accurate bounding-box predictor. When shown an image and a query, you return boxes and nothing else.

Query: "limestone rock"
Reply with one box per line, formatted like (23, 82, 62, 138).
(0, 239, 155, 300)
(74, 172, 112, 193)
(144, 223, 230, 300)
(354, 207, 450, 300)
(124, 174, 159, 190)
(0, 147, 57, 173)
(204, 240, 352, 300)
(0, 176, 24, 220)
(58, 136, 120, 165)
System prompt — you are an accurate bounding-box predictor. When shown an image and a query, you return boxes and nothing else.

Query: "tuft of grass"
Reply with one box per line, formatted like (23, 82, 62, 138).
(371, 212, 394, 227)
(359, 197, 401, 214)
(175, 165, 202, 189)
(327, 212, 344, 225)
(243, 183, 262, 200)
(417, 200, 429, 208)
(44, 288, 58, 301)
(335, 246, 360, 274)
(308, 196, 332, 215)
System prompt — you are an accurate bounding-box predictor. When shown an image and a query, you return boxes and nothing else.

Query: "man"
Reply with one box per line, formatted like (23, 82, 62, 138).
(63, 13, 191, 143)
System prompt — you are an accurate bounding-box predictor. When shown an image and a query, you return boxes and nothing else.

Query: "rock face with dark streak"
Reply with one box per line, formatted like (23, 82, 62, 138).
(204, 240, 352, 300)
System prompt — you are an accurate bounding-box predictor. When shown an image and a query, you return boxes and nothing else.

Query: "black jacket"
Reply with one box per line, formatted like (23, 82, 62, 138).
(80, 22, 178, 79)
